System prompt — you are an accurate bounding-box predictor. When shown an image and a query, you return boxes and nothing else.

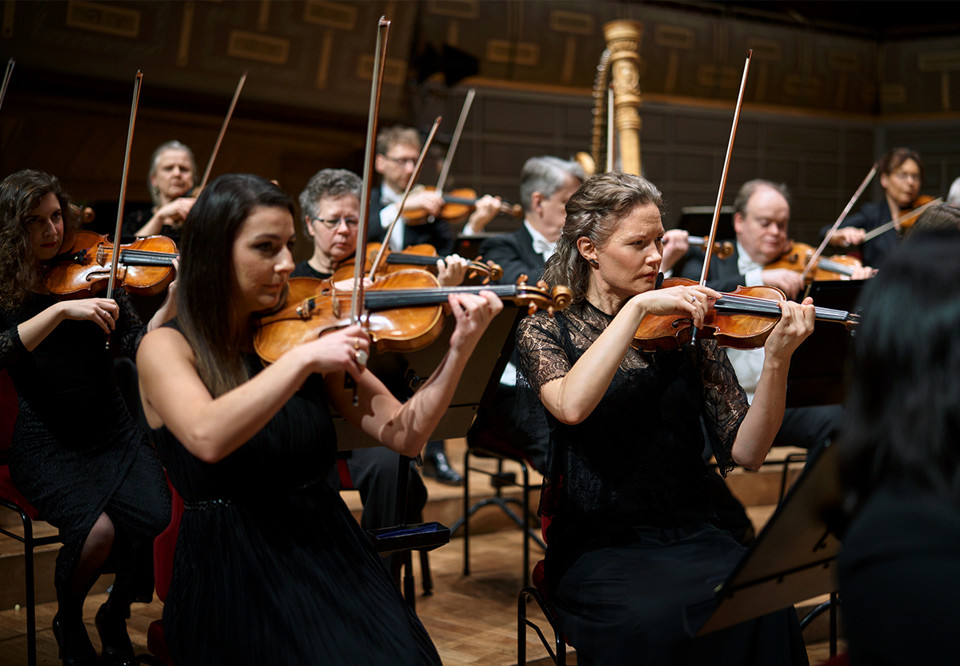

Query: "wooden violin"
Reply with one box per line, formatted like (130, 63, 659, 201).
(401, 186, 523, 225)
(332, 242, 502, 284)
(44, 230, 177, 298)
(664, 234, 734, 260)
(633, 277, 859, 352)
(895, 195, 936, 232)
(765, 241, 863, 282)
(253, 272, 572, 363)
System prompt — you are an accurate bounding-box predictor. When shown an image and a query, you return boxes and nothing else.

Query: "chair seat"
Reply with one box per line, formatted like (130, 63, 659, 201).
(0, 464, 40, 520)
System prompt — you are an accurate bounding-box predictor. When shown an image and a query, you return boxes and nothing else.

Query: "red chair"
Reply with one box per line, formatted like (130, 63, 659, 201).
(0, 369, 61, 666)
(146, 474, 183, 665)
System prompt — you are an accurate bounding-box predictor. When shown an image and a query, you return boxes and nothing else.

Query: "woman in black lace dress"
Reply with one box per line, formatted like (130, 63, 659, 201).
(0, 170, 174, 665)
(135, 173, 502, 665)
(516, 171, 814, 665)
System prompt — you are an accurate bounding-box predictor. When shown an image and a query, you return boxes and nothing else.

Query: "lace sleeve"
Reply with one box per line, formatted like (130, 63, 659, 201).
(516, 312, 571, 397)
(113, 289, 148, 359)
(0, 323, 27, 369)
(699, 340, 749, 475)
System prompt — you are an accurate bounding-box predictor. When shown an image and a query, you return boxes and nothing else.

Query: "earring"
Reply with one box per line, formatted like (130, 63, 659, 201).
(588, 259, 599, 267)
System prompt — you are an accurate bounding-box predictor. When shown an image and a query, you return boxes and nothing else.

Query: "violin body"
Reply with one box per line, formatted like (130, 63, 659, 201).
(44, 230, 178, 298)
(332, 242, 503, 284)
(633, 277, 858, 353)
(897, 195, 936, 232)
(254, 273, 573, 364)
(765, 241, 863, 281)
(401, 186, 523, 225)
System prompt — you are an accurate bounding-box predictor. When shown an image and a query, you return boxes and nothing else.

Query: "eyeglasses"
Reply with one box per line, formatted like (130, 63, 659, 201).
(381, 155, 417, 167)
(891, 171, 921, 183)
(312, 217, 359, 229)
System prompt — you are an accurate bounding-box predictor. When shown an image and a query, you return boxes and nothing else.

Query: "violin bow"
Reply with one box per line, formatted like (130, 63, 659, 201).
(368, 116, 442, 280)
(699, 50, 752, 287)
(198, 71, 247, 192)
(350, 17, 390, 327)
(434, 88, 475, 193)
(106, 70, 143, 302)
(801, 163, 877, 282)
(861, 196, 943, 243)
(0, 58, 14, 114)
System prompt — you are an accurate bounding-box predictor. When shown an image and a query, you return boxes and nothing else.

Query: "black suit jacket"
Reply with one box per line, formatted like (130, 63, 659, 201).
(675, 243, 747, 292)
(477, 224, 546, 286)
(366, 185, 455, 256)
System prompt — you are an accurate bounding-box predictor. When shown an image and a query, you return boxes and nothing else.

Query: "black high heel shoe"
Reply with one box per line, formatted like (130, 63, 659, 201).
(52, 613, 99, 666)
(95, 599, 135, 665)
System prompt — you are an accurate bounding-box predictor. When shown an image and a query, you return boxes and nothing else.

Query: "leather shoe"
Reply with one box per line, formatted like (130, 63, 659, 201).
(95, 599, 135, 665)
(422, 451, 464, 485)
(52, 613, 99, 666)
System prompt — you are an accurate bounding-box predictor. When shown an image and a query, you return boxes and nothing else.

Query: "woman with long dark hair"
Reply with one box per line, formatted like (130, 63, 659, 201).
(0, 169, 173, 665)
(136, 173, 501, 664)
(517, 171, 814, 664)
(838, 229, 960, 665)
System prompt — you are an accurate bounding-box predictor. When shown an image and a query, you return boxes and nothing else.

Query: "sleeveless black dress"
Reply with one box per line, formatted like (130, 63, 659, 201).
(150, 339, 440, 665)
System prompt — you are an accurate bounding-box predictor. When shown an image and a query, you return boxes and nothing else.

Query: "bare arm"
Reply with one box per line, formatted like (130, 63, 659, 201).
(326, 291, 502, 457)
(17, 298, 120, 350)
(539, 284, 719, 424)
(729, 298, 815, 469)
(137, 323, 371, 464)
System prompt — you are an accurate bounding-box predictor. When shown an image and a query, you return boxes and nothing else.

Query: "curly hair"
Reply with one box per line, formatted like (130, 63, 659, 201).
(0, 170, 81, 310)
(297, 168, 361, 234)
(542, 171, 663, 302)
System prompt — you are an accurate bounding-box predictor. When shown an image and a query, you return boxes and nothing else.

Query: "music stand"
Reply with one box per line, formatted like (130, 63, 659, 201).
(689, 440, 842, 638)
(676, 205, 735, 237)
(786, 280, 863, 407)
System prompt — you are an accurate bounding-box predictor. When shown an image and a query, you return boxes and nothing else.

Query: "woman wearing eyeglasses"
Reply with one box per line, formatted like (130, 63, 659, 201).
(821, 147, 924, 268)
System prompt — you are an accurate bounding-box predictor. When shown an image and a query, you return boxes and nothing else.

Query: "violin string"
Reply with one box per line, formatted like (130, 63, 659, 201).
(717, 294, 853, 322)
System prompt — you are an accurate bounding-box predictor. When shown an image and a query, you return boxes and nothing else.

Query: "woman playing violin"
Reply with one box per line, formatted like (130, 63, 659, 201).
(0, 170, 175, 665)
(516, 171, 813, 664)
(136, 173, 501, 664)
(122, 140, 197, 242)
(823, 147, 924, 268)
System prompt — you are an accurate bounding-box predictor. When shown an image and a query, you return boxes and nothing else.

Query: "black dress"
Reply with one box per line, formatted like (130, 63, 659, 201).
(517, 300, 808, 665)
(0, 290, 169, 599)
(150, 339, 440, 665)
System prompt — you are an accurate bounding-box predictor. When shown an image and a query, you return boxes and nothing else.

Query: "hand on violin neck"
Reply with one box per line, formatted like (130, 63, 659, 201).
(760, 268, 804, 300)
(463, 195, 501, 234)
(436, 254, 469, 286)
(762, 297, 815, 361)
(851, 264, 877, 280)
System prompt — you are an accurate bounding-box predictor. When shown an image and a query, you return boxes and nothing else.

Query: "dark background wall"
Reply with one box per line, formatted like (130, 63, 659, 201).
(3, 0, 960, 259)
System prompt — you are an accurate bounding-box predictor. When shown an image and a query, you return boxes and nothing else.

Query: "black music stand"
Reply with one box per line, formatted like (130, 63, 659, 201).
(333, 306, 523, 608)
(785, 280, 863, 408)
(676, 205, 735, 237)
(688, 441, 842, 644)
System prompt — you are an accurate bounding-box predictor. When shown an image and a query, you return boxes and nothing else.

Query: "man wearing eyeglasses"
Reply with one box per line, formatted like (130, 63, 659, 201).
(821, 147, 925, 268)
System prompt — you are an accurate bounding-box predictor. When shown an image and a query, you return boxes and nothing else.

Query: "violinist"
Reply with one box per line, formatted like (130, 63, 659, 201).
(136, 173, 501, 664)
(468, 155, 584, 472)
(822, 147, 924, 268)
(679, 180, 862, 456)
(0, 170, 174, 665)
(516, 171, 812, 664)
(369, 125, 500, 255)
(122, 140, 197, 243)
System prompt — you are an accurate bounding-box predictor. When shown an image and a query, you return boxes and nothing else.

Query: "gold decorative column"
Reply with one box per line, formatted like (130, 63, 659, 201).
(602, 20, 643, 176)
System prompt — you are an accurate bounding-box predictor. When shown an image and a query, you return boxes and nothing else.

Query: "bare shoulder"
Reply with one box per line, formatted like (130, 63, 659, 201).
(137, 325, 193, 366)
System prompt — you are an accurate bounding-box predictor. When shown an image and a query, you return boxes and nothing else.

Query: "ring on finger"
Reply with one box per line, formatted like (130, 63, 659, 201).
(354, 349, 369, 366)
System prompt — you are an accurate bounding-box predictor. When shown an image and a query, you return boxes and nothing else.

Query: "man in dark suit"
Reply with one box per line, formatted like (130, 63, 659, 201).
(466, 156, 585, 471)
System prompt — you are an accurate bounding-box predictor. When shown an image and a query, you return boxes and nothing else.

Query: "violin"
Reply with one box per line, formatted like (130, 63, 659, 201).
(895, 195, 936, 232)
(331, 242, 503, 284)
(633, 277, 859, 352)
(765, 241, 863, 282)
(253, 272, 572, 363)
(401, 186, 523, 225)
(44, 230, 177, 298)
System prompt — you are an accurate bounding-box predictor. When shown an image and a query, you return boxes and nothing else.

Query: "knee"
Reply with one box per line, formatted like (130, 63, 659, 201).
(86, 513, 116, 558)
